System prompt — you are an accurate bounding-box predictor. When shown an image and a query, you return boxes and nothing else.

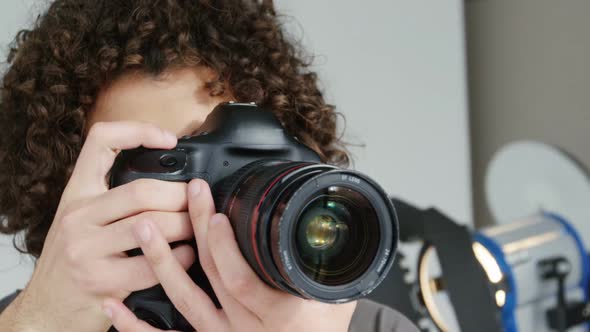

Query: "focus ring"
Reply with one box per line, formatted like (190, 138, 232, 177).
(216, 160, 301, 286)
(212, 160, 267, 213)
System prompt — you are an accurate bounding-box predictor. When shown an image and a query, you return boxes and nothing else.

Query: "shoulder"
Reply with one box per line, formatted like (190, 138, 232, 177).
(0, 290, 20, 314)
(349, 299, 420, 332)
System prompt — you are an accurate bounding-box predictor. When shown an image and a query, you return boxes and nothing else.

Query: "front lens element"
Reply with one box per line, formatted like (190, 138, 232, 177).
(303, 212, 347, 250)
(294, 188, 380, 286)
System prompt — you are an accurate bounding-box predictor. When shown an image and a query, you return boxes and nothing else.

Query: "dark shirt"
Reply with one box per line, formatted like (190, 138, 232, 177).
(349, 299, 420, 332)
(0, 290, 419, 332)
(0, 290, 19, 312)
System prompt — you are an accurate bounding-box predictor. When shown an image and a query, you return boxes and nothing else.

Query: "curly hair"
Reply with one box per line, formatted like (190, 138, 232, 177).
(0, 0, 349, 258)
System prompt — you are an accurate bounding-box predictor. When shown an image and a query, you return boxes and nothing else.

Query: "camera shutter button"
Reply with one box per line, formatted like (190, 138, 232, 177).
(160, 154, 178, 167)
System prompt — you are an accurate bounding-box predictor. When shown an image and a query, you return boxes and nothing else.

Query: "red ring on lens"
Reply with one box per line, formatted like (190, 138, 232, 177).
(249, 164, 308, 288)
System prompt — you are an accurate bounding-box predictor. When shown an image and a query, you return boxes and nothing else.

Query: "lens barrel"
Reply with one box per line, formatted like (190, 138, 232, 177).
(214, 160, 398, 302)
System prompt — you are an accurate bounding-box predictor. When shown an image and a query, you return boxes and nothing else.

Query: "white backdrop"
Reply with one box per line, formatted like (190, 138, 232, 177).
(0, 0, 472, 298)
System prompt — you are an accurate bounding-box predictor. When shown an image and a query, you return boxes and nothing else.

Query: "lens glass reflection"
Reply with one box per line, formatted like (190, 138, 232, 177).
(294, 186, 380, 286)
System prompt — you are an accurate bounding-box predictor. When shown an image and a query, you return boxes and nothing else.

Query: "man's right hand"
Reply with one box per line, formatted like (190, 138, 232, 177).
(0, 122, 196, 332)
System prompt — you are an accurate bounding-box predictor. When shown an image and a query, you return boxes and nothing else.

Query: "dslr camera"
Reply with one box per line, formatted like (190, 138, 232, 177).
(109, 102, 398, 331)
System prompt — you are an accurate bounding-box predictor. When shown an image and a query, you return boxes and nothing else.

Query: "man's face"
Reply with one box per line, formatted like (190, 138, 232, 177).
(88, 67, 232, 136)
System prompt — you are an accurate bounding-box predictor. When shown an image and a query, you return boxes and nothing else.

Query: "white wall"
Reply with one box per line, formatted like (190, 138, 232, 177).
(466, 0, 590, 229)
(0, 0, 472, 297)
(275, 1, 472, 216)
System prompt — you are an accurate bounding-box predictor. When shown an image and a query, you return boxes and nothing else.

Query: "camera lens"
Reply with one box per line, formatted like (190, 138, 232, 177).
(214, 160, 397, 302)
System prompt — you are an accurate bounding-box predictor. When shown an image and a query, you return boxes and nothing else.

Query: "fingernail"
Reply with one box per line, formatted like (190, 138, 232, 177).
(210, 214, 226, 226)
(189, 180, 201, 197)
(102, 304, 113, 319)
(136, 221, 152, 243)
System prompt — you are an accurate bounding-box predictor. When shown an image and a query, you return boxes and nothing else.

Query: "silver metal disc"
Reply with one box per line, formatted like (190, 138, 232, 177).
(485, 141, 590, 244)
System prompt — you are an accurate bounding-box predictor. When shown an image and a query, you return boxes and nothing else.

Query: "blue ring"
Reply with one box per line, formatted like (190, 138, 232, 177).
(474, 232, 518, 332)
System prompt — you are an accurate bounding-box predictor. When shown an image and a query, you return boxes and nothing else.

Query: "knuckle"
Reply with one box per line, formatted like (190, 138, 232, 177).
(199, 256, 217, 277)
(173, 295, 194, 316)
(63, 242, 84, 266)
(87, 121, 109, 140)
(228, 273, 255, 298)
(134, 263, 155, 282)
(59, 212, 78, 230)
(58, 212, 85, 248)
(58, 205, 84, 229)
(147, 249, 167, 267)
(127, 179, 159, 206)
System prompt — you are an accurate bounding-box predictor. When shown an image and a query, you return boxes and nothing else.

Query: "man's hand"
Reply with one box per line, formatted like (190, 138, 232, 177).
(104, 179, 357, 332)
(2, 122, 196, 332)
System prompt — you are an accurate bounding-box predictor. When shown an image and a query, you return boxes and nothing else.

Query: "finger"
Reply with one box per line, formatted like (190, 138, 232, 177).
(103, 298, 177, 332)
(99, 211, 193, 254)
(104, 244, 195, 293)
(68, 121, 177, 197)
(207, 213, 284, 320)
(134, 218, 228, 332)
(186, 180, 216, 277)
(187, 180, 226, 291)
(63, 179, 187, 227)
(187, 180, 261, 328)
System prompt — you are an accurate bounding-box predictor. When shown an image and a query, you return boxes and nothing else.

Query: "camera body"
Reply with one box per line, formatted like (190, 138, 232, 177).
(110, 102, 320, 188)
(110, 102, 398, 331)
